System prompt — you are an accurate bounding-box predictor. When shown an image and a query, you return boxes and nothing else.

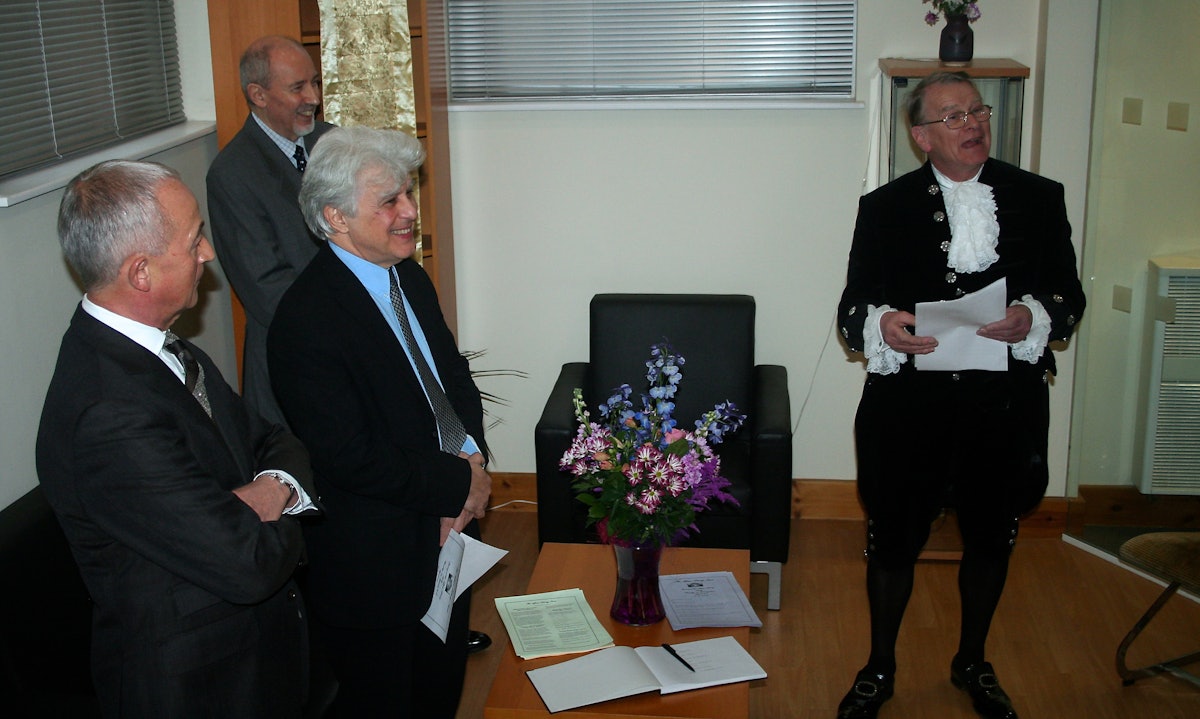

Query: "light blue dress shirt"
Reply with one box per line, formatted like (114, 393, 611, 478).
(329, 244, 480, 456)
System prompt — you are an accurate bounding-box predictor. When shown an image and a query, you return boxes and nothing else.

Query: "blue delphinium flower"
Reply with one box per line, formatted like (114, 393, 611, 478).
(562, 341, 746, 545)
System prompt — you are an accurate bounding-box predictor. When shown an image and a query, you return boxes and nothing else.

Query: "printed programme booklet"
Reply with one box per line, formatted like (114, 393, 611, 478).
(658, 571, 762, 630)
(495, 588, 614, 660)
(526, 635, 767, 713)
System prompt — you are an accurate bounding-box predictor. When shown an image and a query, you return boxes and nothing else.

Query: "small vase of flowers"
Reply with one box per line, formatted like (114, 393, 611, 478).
(560, 341, 746, 624)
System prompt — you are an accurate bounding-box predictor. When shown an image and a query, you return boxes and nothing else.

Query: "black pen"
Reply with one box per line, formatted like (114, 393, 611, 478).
(662, 642, 696, 672)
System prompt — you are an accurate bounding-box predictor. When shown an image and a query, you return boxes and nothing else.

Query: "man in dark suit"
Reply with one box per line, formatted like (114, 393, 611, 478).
(268, 126, 492, 717)
(835, 72, 1085, 719)
(36, 160, 318, 718)
(206, 35, 334, 427)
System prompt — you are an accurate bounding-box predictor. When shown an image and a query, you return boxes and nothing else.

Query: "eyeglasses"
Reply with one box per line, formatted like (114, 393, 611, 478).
(914, 105, 993, 130)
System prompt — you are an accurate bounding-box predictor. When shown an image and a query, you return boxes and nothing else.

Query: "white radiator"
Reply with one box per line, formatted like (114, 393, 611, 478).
(1135, 253, 1200, 494)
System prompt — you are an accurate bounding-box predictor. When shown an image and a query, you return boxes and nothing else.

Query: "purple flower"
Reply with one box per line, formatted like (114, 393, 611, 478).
(565, 342, 747, 545)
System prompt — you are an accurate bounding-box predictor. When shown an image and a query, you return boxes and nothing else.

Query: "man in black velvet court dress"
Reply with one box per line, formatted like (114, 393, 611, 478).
(37, 160, 317, 718)
(835, 72, 1085, 719)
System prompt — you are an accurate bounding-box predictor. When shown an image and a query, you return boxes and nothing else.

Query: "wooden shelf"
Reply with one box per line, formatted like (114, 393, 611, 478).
(879, 57, 1030, 79)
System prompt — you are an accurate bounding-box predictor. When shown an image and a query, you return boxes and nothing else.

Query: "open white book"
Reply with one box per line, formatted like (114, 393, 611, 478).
(526, 636, 766, 713)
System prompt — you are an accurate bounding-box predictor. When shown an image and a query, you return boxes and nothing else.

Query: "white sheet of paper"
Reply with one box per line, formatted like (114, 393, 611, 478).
(421, 530, 507, 642)
(914, 277, 1008, 371)
(455, 532, 508, 601)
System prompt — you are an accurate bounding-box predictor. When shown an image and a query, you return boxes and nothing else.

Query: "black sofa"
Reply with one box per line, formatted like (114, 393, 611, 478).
(0, 485, 99, 718)
(0, 485, 337, 717)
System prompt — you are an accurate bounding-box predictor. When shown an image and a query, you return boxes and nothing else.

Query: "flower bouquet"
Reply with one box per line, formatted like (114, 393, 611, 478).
(923, 0, 981, 25)
(560, 341, 746, 624)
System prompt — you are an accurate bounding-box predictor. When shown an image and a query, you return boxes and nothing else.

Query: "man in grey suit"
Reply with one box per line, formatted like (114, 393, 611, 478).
(206, 35, 334, 427)
(37, 159, 317, 718)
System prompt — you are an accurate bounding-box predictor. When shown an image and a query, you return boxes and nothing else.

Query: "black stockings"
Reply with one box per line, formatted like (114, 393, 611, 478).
(864, 548, 1011, 674)
(955, 548, 1010, 664)
(864, 557, 913, 676)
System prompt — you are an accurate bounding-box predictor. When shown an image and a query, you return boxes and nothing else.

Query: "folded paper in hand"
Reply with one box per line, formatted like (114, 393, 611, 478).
(421, 530, 507, 642)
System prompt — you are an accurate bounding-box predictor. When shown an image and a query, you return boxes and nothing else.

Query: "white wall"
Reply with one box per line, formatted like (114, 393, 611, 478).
(0, 0, 221, 510)
(1068, 0, 1200, 492)
(0, 0, 1112, 512)
(447, 0, 1100, 496)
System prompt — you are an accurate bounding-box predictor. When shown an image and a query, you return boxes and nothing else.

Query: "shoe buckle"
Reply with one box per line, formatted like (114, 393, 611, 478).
(853, 680, 881, 698)
(976, 672, 999, 690)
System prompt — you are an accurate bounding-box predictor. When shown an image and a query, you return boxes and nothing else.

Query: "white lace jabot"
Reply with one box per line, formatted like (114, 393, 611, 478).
(936, 167, 999, 274)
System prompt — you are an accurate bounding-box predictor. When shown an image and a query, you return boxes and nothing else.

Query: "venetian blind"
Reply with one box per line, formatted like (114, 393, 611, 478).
(1, 0, 184, 178)
(447, 0, 856, 102)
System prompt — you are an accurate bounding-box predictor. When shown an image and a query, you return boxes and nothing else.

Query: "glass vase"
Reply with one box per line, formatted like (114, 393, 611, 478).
(610, 541, 666, 626)
(939, 13, 974, 64)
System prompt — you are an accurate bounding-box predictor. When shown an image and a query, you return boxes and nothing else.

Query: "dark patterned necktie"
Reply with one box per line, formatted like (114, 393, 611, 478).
(163, 331, 212, 417)
(293, 144, 307, 173)
(388, 269, 467, 454)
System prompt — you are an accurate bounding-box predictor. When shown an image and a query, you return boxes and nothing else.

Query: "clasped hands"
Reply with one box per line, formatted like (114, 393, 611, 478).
(881, 305, 1033, 354)
(441, 451, 492, 546)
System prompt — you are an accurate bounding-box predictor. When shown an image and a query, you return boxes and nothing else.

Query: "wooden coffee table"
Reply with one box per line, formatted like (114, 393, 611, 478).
(483, 542, 754, 719)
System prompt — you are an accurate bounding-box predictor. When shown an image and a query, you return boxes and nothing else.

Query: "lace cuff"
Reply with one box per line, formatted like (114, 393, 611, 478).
(864, 304, 907, 375)
(1009, 295, 1051, 364)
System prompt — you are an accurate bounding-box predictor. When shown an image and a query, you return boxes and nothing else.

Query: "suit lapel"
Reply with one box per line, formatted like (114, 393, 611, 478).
(243, 118, 304, 202)
(72, 309, 249, 481)
(314, 247, 431, 402)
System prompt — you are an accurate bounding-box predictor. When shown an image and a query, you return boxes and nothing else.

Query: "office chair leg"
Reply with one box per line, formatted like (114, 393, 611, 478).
(1117, 580, 1200, 688)
(751, 561, 782, 611)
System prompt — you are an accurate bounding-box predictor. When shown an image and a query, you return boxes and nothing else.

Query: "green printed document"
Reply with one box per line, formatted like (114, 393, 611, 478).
(526, 636, 767, 713)
(495, 588, 614, 660)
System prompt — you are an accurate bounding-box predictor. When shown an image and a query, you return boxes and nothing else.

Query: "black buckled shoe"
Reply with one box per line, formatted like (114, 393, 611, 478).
(466, 629, 492, 654)
(950, 658, 1018, 719)
(836, 669, 894, 719)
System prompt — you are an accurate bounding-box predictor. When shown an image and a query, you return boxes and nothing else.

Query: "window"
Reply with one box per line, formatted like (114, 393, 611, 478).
(447, 0, 856, 103)
(1, 0, 183, 179)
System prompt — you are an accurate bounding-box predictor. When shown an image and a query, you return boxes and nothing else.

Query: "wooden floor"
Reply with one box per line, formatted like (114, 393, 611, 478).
(457, 512, 1200, 719)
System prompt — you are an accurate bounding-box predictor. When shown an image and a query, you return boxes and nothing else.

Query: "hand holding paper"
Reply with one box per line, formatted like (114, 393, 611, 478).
(421, 531, 508, 642)
(914, 278, 1008, 371)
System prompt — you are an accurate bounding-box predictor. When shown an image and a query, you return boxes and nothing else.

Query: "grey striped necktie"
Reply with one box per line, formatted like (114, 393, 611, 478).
(388, 268, 467, 454)
(163, 331, 212, 417)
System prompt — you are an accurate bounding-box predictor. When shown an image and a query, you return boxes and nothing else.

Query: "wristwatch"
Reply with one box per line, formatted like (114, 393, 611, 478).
(261, 472, 297, 508)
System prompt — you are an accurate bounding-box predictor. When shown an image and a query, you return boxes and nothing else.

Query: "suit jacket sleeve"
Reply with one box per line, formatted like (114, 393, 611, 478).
(998, 176, 1086, 344)
(838, 189, 889, 353)
(67, 372, 305, 606)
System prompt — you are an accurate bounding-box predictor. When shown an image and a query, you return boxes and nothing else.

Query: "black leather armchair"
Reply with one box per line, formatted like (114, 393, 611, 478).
(534, 294, 792, 608)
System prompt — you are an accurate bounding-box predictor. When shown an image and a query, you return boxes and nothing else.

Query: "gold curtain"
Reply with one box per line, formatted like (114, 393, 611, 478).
(317, 0, 422, 254)
(317, 0, 416, 134)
